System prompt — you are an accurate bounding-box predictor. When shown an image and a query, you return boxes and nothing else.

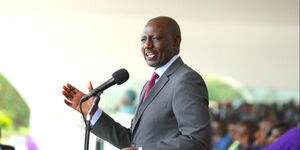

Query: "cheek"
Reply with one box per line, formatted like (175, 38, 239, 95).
(141, 48, 145, 56)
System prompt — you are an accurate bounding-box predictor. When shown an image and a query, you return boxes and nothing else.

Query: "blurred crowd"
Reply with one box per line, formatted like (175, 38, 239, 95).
(210, 101, 300, 150)
(102, 89, 299, 150)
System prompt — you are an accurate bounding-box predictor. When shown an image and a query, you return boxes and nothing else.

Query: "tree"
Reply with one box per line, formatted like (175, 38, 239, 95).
(0, 73, 30, 129)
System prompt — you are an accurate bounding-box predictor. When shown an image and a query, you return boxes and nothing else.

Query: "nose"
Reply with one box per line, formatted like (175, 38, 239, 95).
(143, 39, 153, 49)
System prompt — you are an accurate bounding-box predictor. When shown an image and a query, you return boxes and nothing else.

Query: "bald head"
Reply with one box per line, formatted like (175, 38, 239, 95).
(147, 16, 181, 38)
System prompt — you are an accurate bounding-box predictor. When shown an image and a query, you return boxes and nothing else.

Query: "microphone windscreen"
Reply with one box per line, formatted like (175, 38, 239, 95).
(112, 68, 129, 85)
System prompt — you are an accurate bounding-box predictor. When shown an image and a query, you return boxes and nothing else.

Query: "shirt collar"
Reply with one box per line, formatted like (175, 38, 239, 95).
(155, 55, 179, 77)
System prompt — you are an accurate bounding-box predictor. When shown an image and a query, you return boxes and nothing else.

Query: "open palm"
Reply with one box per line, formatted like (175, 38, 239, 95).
(62, 82, 94, 115)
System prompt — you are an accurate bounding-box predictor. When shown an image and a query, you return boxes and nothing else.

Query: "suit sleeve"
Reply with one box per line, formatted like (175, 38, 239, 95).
(91, 112, 132, 149)
(142, 70, 211, 150)
(90, 83, 147, 149)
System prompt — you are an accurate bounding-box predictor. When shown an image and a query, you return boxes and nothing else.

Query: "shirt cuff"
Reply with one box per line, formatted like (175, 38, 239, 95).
(90, 109, 102, 126)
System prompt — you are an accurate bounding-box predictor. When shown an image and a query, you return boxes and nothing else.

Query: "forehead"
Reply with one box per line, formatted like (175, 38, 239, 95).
(141, 21, 170, 36)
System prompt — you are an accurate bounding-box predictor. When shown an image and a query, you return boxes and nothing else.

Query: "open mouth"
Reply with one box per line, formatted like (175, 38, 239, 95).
(145, 51, 156, 59)
(146, 51, 154, 57)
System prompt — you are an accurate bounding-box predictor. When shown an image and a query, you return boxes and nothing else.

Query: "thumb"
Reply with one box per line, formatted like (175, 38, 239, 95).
(88, 81, 94, 92)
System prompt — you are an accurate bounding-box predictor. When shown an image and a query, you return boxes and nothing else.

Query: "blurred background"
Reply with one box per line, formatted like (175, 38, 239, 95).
(0, 0, 299, 150)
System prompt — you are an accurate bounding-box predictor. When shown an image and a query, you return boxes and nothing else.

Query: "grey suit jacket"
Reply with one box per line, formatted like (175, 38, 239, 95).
(91, 57, 211, 150)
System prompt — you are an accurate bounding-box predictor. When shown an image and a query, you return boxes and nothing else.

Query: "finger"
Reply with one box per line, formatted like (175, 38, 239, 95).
(88, 81, 94, 92)
(62, 90, 73, 100)
(64, 99, 73, 107)
(63, 85, 76, 95)
(62, 90, 68, 98)
(66, 83, 76, 91)
(63, 85, 71, 92)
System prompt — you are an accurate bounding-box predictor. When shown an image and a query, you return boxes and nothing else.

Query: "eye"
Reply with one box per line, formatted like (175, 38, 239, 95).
(141, 37, 146, 42)
(152, 36, 161, 41)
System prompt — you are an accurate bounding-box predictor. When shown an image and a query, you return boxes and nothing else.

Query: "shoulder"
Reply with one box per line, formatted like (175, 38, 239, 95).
(173, 64, 206, 84)
(171, 63, 209, 99)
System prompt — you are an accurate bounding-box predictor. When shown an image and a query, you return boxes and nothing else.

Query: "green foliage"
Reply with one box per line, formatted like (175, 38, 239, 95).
(0, 111, 13, 128)
(203, 74, 253, 102)
(0, 73, 30, 128)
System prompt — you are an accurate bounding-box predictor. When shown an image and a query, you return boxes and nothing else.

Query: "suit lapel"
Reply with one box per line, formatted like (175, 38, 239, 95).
(132, 75, 169, 129)
(132, 57, 184, 133)
(135, 83, 147, 112)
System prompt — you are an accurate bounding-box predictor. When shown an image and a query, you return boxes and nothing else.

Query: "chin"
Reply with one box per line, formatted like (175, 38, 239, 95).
(146, 62, 158, 68)
(145, 60, 155, 66)
(147, 64, 157, 68)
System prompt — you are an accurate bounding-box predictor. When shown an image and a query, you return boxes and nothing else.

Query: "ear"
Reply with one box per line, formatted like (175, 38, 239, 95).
(173, 35, 181, 54)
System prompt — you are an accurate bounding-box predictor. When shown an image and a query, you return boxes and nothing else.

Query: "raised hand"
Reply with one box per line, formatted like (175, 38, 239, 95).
(62, 82, 95, 115)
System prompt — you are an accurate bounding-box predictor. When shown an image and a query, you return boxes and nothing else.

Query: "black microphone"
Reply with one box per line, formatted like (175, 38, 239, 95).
(80, 68, 129, 103)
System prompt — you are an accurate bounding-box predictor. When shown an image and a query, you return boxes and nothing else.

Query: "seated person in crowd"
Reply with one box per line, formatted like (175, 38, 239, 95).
(266, 123, 289, 145)
(263, 127, 300, 150)
(212, 120, 233, 150)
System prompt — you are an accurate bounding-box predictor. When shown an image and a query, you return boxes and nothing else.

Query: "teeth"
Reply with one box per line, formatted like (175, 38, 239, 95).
(146, 51, 154, 56)
(148, 53, 154, 57)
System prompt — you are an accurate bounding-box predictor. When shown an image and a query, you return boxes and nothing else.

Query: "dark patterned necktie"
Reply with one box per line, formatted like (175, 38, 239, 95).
(143, 72, 159, 100)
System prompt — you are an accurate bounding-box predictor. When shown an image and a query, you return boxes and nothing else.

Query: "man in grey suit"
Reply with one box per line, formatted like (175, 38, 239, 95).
(63, 16, 211, 150)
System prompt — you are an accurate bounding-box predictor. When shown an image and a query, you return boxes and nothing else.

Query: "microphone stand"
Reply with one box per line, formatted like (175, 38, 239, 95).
(83, 91, 103, 150)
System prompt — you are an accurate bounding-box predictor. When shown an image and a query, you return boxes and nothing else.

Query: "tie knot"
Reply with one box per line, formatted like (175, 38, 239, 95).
(150, 72, 159, 82)
(143, 72, 160, 100)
